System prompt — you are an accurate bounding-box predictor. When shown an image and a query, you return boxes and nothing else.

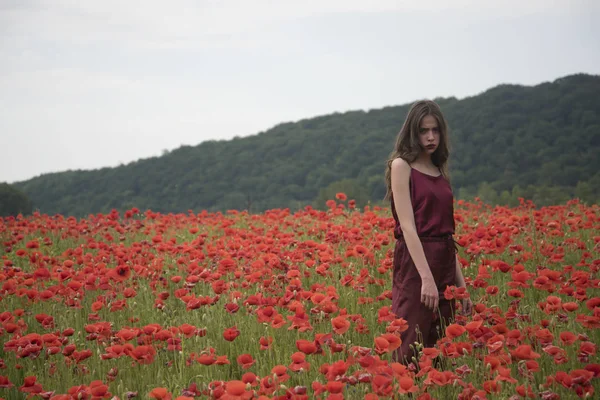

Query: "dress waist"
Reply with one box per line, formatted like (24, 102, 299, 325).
(394, 232, 453, 241)
(395, 233, 461, 253)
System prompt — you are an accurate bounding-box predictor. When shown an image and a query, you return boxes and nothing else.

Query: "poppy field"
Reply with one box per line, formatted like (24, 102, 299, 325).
(0, 196, 599, 399)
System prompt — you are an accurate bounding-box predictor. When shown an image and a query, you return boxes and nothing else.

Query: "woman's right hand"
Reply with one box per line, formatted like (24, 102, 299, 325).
(420, 277, 439, 310)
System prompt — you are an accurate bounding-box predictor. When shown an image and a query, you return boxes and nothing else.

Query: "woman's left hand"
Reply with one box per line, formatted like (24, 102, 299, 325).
(462, 298, 473, 316)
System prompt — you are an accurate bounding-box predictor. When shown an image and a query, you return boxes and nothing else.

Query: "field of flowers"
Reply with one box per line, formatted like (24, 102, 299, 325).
(0, 196, 598, 399)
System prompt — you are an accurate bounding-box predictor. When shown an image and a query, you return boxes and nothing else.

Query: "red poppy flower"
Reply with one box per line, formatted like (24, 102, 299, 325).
(559, 331, 577, 345)
(223, 327, 240, 342)
(259, 336, 273, 350)
(109, 265, 131, 282)
(335, 193, 347, 201)
(397, 376, 418, 394)
(331, 316, 350, 334)
(19, 376, 43, 394)
(90, 380, 111, 398)
(562, 302, 579, 312)
(237, 354, 255, 369)
(0, 376, 13, 388)
(148, 387, 172, 400)
(296, 339, 317, 354)
(289, 352, 310, 372)
(271, 365, 290, 382)
(446, 323, 467, 339)
(511, 345, 541, 360)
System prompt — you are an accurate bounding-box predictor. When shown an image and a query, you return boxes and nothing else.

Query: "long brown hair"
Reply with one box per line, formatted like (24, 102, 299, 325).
(384, 100, 450, 200)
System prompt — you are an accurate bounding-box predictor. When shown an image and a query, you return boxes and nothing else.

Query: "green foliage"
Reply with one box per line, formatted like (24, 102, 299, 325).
(0, 183, 33, 217)
(12, 73, 600, 216)
(314, 178, 371, 209)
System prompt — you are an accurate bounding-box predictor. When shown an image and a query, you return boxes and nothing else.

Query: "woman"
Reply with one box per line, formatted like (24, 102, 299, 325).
(384, 100, 472, 365)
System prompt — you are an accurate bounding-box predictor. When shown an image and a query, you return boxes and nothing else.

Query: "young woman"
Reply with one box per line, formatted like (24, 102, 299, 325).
(384, 100, 472, 365)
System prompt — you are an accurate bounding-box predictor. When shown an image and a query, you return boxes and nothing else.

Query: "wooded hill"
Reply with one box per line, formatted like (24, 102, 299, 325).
(12, 73, 600, 216)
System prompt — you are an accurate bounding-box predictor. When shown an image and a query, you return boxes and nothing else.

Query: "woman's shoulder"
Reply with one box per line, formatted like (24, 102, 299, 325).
(390, 157, 411, 172)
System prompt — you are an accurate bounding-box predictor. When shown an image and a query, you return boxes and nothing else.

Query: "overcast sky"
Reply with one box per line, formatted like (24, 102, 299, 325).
(1, 0, 599, 183)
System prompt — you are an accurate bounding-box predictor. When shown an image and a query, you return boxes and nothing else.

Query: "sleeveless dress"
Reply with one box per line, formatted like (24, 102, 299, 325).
(390, 166, 457, 364)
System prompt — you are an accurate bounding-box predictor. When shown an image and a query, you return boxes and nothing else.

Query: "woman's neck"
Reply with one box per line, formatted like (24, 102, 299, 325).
(415, 153, 434, 167)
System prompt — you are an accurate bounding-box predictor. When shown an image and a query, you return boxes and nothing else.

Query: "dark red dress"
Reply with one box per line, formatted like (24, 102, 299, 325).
(390, 166, 457, 364)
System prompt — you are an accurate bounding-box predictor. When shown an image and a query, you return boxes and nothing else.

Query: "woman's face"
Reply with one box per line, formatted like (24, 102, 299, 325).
(418, 115, 440, 155)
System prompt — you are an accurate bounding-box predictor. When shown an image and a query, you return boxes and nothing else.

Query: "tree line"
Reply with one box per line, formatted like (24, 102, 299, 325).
(5, 73, 599, 217)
